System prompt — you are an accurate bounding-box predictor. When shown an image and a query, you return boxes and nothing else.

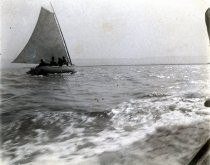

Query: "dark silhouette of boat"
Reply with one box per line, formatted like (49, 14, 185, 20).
(13, 5, 75, 75)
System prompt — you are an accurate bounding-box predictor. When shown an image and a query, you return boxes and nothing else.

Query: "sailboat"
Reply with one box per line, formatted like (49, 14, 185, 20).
(12, 6, 76, 75)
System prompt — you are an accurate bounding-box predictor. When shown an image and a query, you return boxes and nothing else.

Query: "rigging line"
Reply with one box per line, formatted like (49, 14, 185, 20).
(49, 2, 72, 65)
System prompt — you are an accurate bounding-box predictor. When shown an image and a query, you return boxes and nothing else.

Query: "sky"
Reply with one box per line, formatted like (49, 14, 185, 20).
(1, 0, 210, 66)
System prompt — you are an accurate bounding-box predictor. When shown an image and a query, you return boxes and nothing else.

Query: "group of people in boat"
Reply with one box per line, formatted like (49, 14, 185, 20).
(38, 56, 69, 67)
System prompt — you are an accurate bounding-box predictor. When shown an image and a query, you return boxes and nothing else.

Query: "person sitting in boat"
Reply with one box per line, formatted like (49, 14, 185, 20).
(62, 56, 68, 66)
(50, 56, 57, 66)
(38, 59, 49, 67)
(58, 57, 63, 66)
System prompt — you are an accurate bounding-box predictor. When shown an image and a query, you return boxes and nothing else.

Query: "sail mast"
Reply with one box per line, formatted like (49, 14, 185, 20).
(50, 2, 72, 65)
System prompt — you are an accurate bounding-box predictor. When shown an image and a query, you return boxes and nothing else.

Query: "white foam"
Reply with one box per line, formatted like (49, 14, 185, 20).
(3, 96, 210, 165)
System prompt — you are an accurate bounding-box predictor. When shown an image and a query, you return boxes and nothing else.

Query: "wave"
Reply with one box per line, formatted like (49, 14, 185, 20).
(132, 92, 169, 99)
(2, 95, 210, 165)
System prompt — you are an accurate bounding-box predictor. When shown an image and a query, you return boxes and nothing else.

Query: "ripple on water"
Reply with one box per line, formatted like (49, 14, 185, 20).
(1, 65, 210, 165)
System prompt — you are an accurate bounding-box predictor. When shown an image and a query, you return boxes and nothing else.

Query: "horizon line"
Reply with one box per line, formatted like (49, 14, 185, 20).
(76, 63, 209, 67)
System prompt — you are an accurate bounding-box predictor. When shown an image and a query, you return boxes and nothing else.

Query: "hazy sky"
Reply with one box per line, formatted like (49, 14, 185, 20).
(1, 0, 210, 65)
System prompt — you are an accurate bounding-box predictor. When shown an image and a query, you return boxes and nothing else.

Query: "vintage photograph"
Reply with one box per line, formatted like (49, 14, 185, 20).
(1, 0, 210, 164)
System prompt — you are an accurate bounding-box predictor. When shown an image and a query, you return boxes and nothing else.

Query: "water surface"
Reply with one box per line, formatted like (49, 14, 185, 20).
(1, 65, 210, 165)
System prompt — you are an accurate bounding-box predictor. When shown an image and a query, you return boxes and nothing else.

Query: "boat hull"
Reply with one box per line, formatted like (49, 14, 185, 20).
(27, 66, 76, 75)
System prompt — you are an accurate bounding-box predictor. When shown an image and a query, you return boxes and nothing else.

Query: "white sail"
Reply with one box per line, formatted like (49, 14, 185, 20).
(13, 7, 71, 64)
(206, 8, 210, 40)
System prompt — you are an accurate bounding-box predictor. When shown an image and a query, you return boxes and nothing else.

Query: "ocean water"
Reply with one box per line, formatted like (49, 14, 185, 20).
(1, 65, 210, 165)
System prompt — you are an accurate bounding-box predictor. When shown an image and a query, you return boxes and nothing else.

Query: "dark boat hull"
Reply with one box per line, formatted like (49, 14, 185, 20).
(27, 66, 76, 75)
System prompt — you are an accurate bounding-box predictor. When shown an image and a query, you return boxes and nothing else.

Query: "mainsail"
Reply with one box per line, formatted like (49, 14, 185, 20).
(206, 8, 210, 40)
(13, 7, 72, 64)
